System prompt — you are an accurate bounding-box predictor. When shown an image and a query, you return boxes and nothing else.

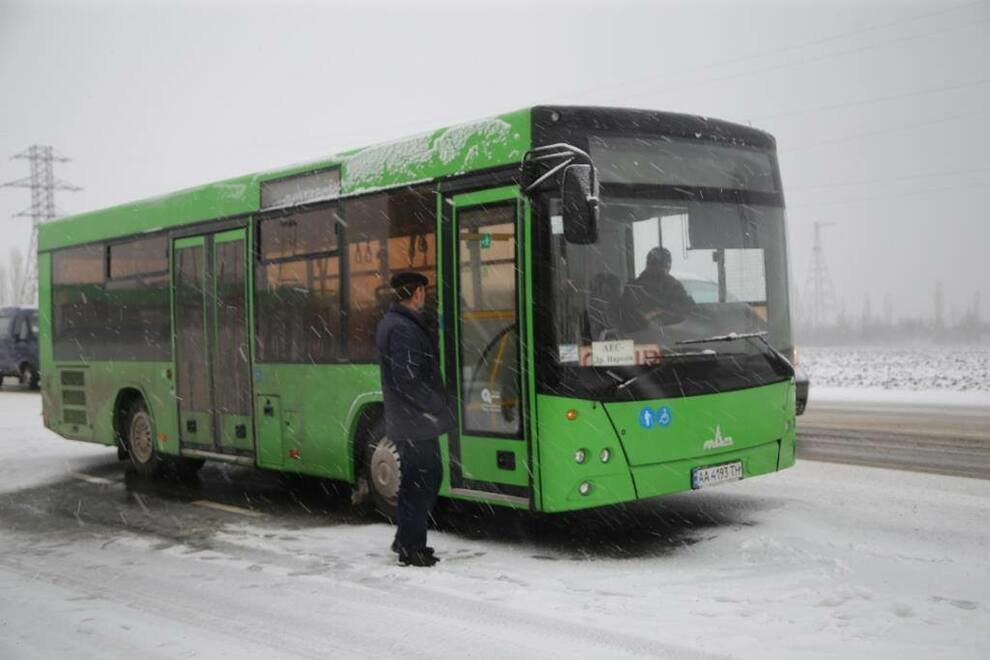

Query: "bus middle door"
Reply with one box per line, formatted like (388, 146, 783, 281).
(173, 229, 254, 458)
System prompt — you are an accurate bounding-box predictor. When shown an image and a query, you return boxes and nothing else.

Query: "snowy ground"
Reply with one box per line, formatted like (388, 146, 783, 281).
(800, 345, 990, 392)
(1, 387, 989, 659)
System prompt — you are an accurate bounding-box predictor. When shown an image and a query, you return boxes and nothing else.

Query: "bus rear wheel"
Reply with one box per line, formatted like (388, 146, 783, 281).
(364, 422, 400, 521)
(125, 399, 162, 477)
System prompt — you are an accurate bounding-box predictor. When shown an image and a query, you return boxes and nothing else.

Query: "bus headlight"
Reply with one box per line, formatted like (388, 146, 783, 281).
(600, 448, 611, 463)
(574, 449, 587, 464)
(579, 481, 592, 496)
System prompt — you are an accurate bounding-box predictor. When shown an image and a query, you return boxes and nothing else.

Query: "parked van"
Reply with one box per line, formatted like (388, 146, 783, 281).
(0, 307, 40, 389)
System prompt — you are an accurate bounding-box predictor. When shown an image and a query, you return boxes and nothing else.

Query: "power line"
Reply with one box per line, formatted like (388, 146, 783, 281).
(561, 0, 988, 102)
(789, 167, 990, 192)
(789, 180, 990, 209)
(220, 6, 990, 184)
(750, 76, 990, 122)
(786, 107, 990, 152)
(609, 15, 990, 106)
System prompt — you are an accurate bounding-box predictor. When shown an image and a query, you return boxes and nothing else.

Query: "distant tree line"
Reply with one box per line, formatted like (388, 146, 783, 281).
(796, 286, 986, 346)
(0, 248, 31, 307)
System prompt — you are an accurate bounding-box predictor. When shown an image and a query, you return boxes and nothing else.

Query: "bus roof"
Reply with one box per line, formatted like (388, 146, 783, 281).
(37, 105, 774, 253)
(38, 107, 532, 252)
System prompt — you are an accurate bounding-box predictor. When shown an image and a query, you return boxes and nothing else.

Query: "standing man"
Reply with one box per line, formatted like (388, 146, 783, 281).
(375, 271, 454, 567)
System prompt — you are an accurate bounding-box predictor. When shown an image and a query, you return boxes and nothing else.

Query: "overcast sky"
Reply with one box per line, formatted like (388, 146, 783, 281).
(1, 0, 987, 323)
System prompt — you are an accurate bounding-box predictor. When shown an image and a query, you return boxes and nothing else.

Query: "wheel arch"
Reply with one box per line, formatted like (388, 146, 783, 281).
(112, 386, 154, 448)
(345, 393, 383, 483)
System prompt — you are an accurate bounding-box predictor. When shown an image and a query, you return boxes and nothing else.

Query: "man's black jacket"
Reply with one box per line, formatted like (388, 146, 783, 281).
(375, 302, 455, 442)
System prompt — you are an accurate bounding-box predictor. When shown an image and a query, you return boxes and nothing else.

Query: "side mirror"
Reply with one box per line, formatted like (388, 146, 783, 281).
(561, 164, 599, 244)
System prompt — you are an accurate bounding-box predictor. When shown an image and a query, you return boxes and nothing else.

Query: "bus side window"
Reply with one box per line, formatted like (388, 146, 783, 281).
(344, 186, 436, 361)
(51, 243, 105, 361)
(256, 205, 341, 364)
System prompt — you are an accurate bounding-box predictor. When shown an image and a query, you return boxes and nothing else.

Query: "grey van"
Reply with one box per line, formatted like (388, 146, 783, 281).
(0, 307, 40, 389)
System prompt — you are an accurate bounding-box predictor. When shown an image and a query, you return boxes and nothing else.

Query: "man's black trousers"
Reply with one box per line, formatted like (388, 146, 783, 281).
(393, 436, 442, 553)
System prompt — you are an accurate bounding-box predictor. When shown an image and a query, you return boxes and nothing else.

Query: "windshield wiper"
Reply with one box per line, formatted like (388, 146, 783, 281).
(676, 331, 794, 377)
(615, 349, 718, 390)
(675, 330, 767, 345)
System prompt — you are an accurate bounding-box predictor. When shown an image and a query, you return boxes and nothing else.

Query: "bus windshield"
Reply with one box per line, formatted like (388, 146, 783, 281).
(546, 196, 792, 398)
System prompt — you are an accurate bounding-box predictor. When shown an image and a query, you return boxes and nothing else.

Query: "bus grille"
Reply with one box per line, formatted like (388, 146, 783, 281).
(62, 389, 86, 406)
(60, 370, 85, 387)
(63, 409, 88, 425)
(60, 369, 88, 427)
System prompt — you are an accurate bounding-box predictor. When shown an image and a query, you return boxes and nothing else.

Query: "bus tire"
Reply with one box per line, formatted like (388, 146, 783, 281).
(19, 364, 39, 390)
(124, 398, 162, 477)
(364, 421, 400, 521)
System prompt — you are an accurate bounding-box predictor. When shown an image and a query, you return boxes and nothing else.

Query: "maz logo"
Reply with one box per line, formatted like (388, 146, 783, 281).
(703, 425, 734, 450)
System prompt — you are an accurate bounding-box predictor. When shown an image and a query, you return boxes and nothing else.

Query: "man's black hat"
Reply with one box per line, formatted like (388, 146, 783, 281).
(390, 271, 429, 299)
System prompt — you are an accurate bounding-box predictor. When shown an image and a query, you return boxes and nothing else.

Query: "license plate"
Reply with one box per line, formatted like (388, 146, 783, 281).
(692, 461, 743, 489)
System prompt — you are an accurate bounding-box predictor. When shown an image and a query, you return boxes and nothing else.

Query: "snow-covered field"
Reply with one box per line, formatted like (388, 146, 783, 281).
(1, 388, 989, 659)
(801, 345, 990, 392)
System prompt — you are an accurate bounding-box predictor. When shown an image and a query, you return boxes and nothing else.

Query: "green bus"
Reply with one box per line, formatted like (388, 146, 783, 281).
(38, 106, 806, 515)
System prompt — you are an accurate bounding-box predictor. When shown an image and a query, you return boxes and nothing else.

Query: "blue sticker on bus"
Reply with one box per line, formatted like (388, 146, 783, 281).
(656, 406, 672, 427)
(638, 407, 656, 429)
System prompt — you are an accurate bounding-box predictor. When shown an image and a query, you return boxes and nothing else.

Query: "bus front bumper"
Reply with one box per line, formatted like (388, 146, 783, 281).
(629, 437, 789, 501)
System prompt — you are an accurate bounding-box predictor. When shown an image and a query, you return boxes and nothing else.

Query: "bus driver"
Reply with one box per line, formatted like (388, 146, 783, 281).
(620, 246, 697, 331)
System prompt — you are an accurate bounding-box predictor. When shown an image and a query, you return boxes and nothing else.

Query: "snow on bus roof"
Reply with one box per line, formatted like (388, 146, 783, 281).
(342, 116, 518, 193)
(38, 109, 528, 251)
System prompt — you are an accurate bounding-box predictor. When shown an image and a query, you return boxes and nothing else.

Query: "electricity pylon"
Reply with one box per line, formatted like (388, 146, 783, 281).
(802, 221, 837, 329)
(1, 145, 81, 303)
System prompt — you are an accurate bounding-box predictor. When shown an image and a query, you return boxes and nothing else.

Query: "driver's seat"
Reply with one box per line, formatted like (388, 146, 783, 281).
(587, 273, 623, 341)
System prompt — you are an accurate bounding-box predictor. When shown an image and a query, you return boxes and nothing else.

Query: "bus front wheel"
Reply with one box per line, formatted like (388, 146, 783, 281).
(364, 421, 400, 521)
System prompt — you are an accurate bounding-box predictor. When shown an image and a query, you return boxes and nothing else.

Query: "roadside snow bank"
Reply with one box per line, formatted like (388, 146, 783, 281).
(800, 345, 990, 392)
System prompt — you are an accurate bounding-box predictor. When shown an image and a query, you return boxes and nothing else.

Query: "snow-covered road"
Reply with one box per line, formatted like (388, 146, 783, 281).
(1, 387, 988, 659)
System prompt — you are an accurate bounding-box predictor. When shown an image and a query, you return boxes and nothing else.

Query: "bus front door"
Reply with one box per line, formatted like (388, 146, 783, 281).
(173, 229, 254, 458)
(443, 187, 530, 505)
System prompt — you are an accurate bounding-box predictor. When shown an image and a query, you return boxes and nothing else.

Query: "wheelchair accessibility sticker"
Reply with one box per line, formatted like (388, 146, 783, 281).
(638, 406, 672, 429)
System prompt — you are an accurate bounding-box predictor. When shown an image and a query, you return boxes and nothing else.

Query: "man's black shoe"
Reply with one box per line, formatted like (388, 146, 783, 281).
(391, 541, 434, 556)
(398, 549, 439, 567)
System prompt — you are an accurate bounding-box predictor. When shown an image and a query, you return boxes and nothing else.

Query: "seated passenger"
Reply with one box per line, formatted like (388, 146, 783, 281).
(620, 247, 697, 330)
